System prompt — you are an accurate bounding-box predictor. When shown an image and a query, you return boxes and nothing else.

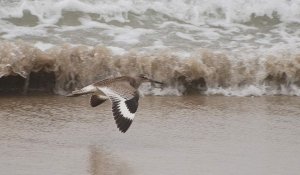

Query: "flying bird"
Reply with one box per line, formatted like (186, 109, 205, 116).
(67, 75, 163, 133)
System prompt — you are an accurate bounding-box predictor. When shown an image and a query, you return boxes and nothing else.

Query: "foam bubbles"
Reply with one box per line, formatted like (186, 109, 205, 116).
(112, 28, 154, 45)
(205, 85, 300, 96)
(34, 42, 54, 51)
(107, 46, 127, 55)
(0, 0, 299, 53)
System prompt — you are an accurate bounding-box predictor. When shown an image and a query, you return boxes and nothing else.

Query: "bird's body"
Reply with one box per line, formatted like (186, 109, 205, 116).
(68, 75, 162, 133)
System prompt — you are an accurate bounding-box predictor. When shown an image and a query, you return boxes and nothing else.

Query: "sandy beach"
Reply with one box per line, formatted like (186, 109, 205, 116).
(0, 95, 300, 175)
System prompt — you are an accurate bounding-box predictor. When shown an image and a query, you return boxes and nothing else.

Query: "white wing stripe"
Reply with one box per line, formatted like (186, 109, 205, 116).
(99, 87, 135, 120)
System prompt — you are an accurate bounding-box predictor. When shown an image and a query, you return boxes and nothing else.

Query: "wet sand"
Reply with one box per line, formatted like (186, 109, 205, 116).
(0, 95, 300, 175)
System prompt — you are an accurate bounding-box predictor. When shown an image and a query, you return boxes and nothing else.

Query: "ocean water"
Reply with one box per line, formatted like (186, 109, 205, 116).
(1, 0, 300, 95)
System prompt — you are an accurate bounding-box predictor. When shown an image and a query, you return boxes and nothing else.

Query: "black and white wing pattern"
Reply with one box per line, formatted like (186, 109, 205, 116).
(98, 82, 139, 133)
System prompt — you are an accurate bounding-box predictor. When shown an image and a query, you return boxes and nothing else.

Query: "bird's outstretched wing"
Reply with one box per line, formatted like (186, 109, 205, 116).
(98, 81, 139, 133)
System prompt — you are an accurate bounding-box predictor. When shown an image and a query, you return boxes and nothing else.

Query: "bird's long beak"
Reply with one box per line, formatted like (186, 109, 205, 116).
(149, 79, 164, 85)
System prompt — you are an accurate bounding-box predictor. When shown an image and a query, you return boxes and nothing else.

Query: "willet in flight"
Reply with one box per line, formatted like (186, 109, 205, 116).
(67, 75, 163, 133)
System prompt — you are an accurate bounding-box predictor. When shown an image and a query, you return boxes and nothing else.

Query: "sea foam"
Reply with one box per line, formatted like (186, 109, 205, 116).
(0, 0, 299, 53)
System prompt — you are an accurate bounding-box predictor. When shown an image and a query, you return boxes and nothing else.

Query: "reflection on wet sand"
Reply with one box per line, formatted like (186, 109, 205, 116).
(89, 146, 132, 175)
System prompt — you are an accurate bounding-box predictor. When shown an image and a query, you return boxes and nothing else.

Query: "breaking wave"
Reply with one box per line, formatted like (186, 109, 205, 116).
(1, 0, 300, 56)
(1, 41, 300, 96)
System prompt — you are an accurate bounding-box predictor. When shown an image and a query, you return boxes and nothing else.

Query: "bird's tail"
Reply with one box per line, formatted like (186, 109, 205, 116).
(66, 85, 97, 97)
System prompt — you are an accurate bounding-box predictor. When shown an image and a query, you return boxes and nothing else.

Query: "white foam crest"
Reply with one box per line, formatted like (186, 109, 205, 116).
(205, 85, 300, 97)
(54, 19, 114, 32)
(112, 27, 154, 45)
(0, 0, 137, 24)
(1, 25, 47, 39)
(1, 0, 300, 25)
(140, 84, 183, 96)
(176, 32, 199, 42)
(0, 0, 299, 55)
(106, 46, 127, 55)
(205, 85, 268, 97)
(149, 0, 300, 24)
(34, 42, 54, 51)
